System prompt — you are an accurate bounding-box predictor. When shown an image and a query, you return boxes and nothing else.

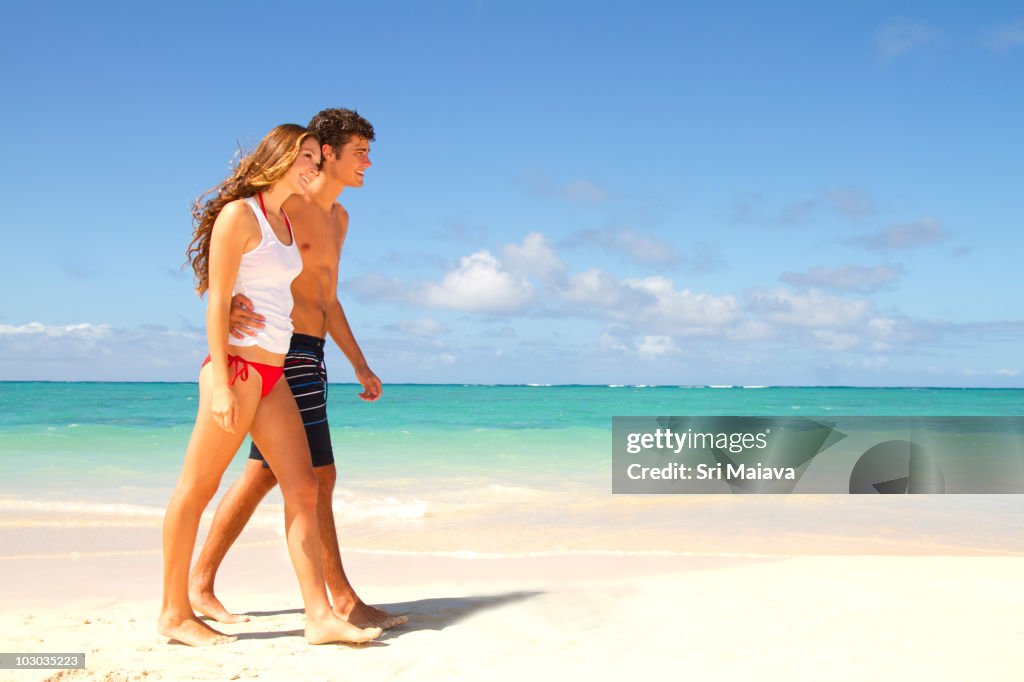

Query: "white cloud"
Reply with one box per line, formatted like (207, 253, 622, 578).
(568, 227, 681, 266)
(860, 356, 892, 371)
(395, 318, 447, 337)
(562, 268, 653, 310)
(561, 272, 740, 337)
(342, 231, 1020, 382)
(848, 218, 947, 251)
(875, 19, 942, 60)
(623, 276, 740, 335)
(353, 240, 736, 338)
(0, 322, 112, 339)
(526, 173, 609, 205)
(0, 323, 117, 372)
(866, 317, 897, 338)
(599, 325, 630, 352)
(420, 250, 534, 313)
(747, 288, 871, 329)
(595, 326, 680, 359)
(688, 241, 726, 273)
(346, 272, 406, 302)
(726, 319, 777, 342)
(636, 335, 678, 358)
(811, 329, 861, 351)
(781, 264, 905, 293)
(502, 232, 565, 281)
(823, 187, 876, 219)
(0, 321, 204, 381)
(560, 180, 608, 204)
(612, 229, 680, 265)
(963, 368, 1020, 377)
(734, 187, 876, 229)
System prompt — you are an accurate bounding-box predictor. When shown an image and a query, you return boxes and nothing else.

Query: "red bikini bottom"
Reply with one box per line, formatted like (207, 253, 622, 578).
(202, 355, 284, 398)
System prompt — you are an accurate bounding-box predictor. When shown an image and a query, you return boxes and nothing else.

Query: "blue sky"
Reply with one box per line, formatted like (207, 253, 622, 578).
(1, 1, 1021, 386)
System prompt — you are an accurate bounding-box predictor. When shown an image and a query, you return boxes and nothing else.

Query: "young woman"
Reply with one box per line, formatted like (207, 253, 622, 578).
(159, 124, 382, 646)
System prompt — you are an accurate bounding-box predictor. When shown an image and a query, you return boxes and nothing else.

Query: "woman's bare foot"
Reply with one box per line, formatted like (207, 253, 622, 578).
(158, 612, 237, 646)
(305, 613, 382, 645)
(337, 601, 408, 629)
(189, 586, 250, 624)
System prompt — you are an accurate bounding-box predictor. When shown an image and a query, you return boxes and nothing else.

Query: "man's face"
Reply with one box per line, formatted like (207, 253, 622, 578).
(324, 136, 372, 187)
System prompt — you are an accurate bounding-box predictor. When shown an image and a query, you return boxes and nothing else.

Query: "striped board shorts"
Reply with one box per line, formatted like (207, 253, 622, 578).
(250, 333, 335, 467)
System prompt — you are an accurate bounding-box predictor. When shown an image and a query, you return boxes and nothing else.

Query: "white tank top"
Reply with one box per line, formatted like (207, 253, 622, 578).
(228, 196, 303, 354)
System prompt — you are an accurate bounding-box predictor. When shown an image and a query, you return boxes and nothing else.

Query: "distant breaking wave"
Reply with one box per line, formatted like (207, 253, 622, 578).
(0, 498, 164, 518)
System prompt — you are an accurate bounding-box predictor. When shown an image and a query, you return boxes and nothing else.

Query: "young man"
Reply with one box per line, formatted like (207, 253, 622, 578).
(189, 108, 405, 630)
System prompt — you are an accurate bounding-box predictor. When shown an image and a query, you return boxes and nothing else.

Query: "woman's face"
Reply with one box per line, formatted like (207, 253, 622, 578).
(286, 137, 323, 194)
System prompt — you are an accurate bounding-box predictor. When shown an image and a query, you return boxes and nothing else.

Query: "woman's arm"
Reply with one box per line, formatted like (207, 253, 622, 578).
(205, 200, 259, 432)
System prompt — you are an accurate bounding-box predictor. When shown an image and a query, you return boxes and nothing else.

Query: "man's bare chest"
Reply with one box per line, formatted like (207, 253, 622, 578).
(294, 220, 342, 269)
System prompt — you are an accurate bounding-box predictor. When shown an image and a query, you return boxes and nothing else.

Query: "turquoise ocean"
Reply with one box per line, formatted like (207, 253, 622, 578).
(2, 383, 1022, 556)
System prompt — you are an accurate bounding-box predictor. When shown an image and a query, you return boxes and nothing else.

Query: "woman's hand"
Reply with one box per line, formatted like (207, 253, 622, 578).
(210, 383, 239, 433)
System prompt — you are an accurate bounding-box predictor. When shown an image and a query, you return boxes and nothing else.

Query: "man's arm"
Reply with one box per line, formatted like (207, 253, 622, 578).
(327, 296, 381, 402)
(229, 291, 379, 403)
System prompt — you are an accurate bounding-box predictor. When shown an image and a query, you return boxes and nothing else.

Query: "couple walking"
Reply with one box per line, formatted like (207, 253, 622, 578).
(160, 108, 404, 646)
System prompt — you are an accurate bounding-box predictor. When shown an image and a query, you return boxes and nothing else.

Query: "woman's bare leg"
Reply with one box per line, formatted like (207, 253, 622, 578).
(249, 379, 381, 644)
(158, 364, 263, 646)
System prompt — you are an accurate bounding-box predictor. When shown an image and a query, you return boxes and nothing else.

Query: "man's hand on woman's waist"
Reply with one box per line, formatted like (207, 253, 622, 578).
(229, 293, 266, 339)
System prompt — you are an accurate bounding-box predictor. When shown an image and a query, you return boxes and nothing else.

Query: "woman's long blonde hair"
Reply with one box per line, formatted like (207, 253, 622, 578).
(186, 124, 318, 295)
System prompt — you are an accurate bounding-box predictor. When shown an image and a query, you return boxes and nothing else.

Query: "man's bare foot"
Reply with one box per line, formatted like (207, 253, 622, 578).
(158, 613, 237, 646)
(338, 601, 408, 630)
(305, 614, 382, 645)
(189, 586, 250, 624)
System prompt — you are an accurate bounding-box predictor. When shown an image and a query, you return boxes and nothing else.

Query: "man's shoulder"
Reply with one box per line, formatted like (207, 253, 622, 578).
(331, 202, 350, 234)
(283, 193, 317, 216)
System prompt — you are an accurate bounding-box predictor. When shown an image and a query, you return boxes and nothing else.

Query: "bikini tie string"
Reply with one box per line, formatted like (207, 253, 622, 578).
(227, 356, 249, 386)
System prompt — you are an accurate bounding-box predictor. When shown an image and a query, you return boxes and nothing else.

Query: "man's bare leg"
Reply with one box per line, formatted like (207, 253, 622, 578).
(189, 459, 279, 623)
(315, 465, 407, 629)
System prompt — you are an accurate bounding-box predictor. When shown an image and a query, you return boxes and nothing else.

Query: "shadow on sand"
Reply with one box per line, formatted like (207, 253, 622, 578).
(379, 590, 544, 633)
(226, 590, 543, 642)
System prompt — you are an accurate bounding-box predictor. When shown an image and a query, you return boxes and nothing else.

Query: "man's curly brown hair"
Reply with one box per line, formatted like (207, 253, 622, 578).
(307, 108, 375, 153)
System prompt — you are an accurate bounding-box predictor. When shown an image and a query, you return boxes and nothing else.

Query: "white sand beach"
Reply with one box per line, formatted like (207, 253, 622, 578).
(3, 496, 1023, 682)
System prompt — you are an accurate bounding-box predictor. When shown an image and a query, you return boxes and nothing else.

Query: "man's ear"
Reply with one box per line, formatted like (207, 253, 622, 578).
(322, 144, 335, 161)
